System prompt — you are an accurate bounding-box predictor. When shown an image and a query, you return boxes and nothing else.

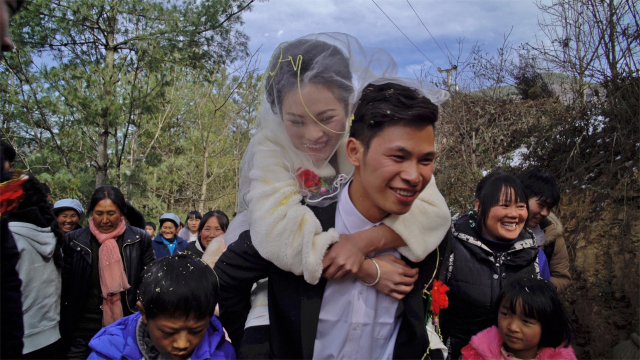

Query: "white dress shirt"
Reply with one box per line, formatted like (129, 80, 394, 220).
(313, 183, 402, 360)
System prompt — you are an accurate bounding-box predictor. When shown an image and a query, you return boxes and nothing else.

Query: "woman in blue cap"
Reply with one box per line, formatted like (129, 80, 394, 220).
(53, 198, 84, 237)
(152, 213, 188, 259)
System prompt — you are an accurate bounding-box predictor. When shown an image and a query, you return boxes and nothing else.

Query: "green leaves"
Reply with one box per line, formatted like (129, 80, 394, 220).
(3, 0, 256, 217)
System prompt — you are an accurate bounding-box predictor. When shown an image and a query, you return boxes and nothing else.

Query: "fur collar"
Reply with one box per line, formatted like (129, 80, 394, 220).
(462, 326, 577, 360)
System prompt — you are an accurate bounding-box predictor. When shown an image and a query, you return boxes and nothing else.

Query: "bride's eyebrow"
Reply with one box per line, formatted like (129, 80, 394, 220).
(316, 109, 337, 116)
(285, 112, 305, 118)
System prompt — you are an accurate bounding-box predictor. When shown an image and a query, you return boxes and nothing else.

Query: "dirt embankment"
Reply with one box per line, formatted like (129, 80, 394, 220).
(559, 179, 639, 358)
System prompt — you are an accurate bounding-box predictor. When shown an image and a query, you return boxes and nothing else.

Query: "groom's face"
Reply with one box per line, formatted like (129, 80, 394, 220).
(350, 123, 436, 218)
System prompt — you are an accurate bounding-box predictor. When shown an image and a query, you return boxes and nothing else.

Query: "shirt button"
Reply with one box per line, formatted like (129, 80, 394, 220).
(359, 289, 364, 295)
(493, 274, 499, 280)
(502, 273, 507, 279)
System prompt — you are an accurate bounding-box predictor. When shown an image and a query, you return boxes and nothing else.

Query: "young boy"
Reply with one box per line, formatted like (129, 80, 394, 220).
(87, 253, 235, 360)
(517, 168, 571, 293)
(145, 221, 156, 238)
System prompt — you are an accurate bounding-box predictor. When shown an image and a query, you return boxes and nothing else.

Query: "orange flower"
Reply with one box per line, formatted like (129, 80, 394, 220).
(430, 280, 449, 316)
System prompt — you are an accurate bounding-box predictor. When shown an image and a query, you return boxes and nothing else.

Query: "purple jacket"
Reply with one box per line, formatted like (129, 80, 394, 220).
(88, 312, 235, 360)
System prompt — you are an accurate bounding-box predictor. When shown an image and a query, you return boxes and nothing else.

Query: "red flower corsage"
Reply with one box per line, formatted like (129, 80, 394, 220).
(295, 167, 329, 194)
(430, 280, 449, 316)
(423, 279, 449, 327)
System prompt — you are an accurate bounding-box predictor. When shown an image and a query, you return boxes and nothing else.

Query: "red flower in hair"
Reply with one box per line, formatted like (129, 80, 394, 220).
(430, 280, 449, 316)
(296, 167, 322, 190)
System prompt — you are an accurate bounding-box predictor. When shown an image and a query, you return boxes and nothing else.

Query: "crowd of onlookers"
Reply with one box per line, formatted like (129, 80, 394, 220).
(2, 138, 232, 358)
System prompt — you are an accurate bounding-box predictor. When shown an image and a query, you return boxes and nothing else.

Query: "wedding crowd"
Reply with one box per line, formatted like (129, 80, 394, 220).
(2, 2, 580, 359)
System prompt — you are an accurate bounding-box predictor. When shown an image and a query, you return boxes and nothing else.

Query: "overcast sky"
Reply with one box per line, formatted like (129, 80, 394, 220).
(240, 0, 543, 78)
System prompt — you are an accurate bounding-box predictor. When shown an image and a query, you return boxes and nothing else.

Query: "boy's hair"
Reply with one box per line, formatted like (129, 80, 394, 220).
(350, 82, 438, 153)
(185, 211, 203, 222)
(138, 253, 217, 320)
(516, 168, 561, 209)
(476, 173, 528, 229)
(498, 277, 574, 348)
(145, 221, 156, 231)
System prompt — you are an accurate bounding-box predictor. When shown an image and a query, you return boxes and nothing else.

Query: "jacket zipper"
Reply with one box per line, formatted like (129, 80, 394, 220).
(72, 240, 91, 254)
(122, 237, 141, 313)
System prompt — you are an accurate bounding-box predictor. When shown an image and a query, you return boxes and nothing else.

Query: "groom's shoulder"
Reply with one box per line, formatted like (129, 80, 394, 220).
(306, 201, 338, 231)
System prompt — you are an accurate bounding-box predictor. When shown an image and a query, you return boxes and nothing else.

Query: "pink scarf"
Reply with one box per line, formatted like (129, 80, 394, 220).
(89, 217, 130, 326)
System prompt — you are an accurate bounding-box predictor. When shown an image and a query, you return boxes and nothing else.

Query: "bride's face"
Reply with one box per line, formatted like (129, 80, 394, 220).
(281, 83, 347, 164)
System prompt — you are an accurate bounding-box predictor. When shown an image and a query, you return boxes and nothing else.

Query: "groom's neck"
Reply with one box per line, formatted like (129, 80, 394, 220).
(347, 171, 389, 224)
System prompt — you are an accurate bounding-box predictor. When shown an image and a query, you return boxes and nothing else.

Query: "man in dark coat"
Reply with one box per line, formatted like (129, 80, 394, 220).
(215, 82, 449, 359)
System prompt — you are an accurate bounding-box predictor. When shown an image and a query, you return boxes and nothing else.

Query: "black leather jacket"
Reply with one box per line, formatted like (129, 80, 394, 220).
(59, 224, 153, 344)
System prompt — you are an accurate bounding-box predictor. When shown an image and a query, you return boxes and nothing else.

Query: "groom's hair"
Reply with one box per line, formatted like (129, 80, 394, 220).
(350, 82, 438, 154)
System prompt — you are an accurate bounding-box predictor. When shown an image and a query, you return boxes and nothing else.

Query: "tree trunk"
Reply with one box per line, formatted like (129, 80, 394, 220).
(198, 147, 209, 213)
(95, 126, 109, 187)
(95, 1, 118, 188)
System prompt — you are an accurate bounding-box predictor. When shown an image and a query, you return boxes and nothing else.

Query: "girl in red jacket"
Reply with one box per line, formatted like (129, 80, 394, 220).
(462, 277, 576, 360)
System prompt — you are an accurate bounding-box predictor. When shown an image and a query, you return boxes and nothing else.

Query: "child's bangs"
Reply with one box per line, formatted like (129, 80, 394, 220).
(502, 293, 540, 321)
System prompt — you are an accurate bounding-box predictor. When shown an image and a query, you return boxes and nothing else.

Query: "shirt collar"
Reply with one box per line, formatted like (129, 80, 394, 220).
(336, 180, 381, 234)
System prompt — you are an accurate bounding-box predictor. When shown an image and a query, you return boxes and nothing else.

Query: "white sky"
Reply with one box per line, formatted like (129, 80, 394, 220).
(240, 0, 543, 78)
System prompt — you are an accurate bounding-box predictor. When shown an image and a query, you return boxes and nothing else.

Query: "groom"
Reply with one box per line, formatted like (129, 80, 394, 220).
(214, 81, 448, 359)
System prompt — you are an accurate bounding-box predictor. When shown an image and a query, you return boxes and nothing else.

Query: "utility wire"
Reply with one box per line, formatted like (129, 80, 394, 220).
(371, 0, 435, 66)
(406, 0, 448, 61)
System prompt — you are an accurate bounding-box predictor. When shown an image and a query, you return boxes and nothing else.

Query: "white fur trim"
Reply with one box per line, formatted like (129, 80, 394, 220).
(202, 235, 226, 268)
(246, 136, 341, 285)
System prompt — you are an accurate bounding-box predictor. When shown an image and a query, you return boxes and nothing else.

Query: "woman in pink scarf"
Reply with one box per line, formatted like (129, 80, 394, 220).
(60, 186, 154, 358)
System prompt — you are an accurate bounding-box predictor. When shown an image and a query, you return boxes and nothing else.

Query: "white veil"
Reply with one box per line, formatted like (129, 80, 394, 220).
(226, 33, 398, 244)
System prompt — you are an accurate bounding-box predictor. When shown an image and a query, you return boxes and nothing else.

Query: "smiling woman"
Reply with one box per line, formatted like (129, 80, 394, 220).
(438, 172, 553, 359)
(53, 198, 84, 237)
(60, 185, 154, 358)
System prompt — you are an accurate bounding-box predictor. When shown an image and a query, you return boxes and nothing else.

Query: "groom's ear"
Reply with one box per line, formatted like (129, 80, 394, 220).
(346, 138, 364, 167)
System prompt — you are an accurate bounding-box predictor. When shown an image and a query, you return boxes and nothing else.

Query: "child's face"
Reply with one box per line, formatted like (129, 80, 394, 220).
(144, 313, 210, 359)
(498, 298, 542, 359)
(145, 226, 155, 237)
